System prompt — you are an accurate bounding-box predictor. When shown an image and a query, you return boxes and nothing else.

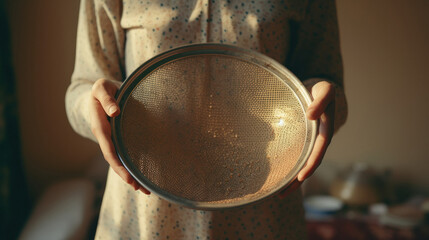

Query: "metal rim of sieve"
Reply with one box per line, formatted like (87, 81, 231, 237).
(111, 43, 318, 210)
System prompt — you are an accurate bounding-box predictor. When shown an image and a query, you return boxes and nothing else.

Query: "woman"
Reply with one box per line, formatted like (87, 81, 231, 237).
(66, 0, 347, 239)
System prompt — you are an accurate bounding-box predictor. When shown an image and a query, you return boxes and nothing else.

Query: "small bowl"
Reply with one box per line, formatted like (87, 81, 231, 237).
(304, 195, 343, 217)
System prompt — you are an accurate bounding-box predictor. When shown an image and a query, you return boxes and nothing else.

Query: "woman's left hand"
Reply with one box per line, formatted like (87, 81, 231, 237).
(279, 80, 336, 198)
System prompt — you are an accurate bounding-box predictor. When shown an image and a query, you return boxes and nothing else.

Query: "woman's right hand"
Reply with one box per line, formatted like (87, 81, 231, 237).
(89, 78, 150, 194)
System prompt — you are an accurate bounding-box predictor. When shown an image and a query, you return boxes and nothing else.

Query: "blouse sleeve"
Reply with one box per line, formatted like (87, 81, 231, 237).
(286, 0, 348, 132)
(65, 0, 125, 141)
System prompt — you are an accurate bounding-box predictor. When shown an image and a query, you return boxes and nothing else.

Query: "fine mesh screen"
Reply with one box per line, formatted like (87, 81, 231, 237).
(114, 44, 315, 209)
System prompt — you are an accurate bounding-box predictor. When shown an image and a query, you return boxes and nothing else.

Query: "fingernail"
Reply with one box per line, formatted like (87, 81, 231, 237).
(141, 187, 150, 195)
(307, 109, 317, 120)
(108, 106, 117, 115)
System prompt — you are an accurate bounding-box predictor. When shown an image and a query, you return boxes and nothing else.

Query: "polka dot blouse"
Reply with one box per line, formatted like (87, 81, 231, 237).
(66, 0, 347, 239)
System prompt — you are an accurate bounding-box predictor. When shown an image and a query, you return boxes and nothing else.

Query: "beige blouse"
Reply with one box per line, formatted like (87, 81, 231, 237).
(66, 0, 347, 239)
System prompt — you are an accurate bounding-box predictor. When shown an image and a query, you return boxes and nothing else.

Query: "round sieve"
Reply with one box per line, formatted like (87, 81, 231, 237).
(111, 43, 317, 210)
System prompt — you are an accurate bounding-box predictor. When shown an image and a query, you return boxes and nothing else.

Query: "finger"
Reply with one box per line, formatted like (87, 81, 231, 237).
(129, 176, 150, 194)
(298, 103, 335, 181)
(278, 179, 302, 199)
(97, 128, 142, 191)
(90, 96, 150, 194)
(99, 130, 150, 194)
(307, 82, 335, 120)
(92, 79, 120, 117)
(139, 185, 151, 195)
(297, 129, 327, 181)
(90, 97, 121, 169)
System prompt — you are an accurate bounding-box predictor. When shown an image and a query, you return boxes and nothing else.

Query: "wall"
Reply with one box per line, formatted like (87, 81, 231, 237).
(7, 0, 99, 199)
(326, 0, 429, 193)
(6, 0, 429, 199)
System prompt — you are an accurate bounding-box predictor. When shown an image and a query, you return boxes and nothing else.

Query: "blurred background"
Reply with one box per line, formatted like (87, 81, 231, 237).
(1, 0, 428, 239)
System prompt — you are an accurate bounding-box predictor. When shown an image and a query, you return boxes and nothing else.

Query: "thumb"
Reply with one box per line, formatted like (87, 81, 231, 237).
(91, 79, 121, 117)
(307, 81, 335, 120)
